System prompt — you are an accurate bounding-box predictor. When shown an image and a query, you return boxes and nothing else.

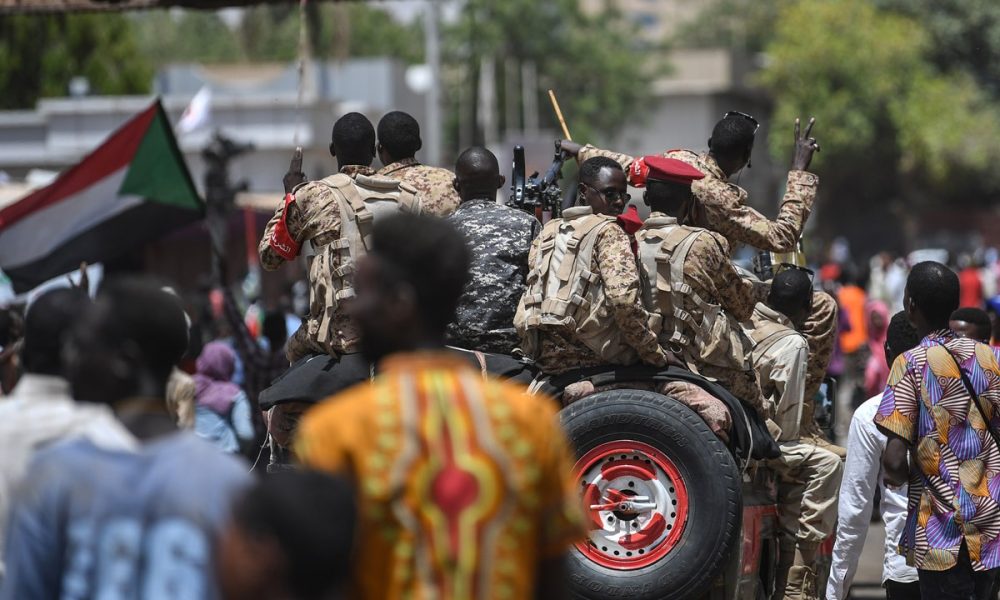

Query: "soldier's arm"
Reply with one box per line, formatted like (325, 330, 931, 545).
(593, 226, 668, 367)
(702, 234, 768, 322)
(577, 144, 636, 172)
(258, 183, 330, 270)
(696, 170, 818, 253)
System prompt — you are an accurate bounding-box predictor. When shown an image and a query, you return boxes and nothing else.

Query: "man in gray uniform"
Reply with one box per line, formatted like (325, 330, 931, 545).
(446, 146, 540, 354)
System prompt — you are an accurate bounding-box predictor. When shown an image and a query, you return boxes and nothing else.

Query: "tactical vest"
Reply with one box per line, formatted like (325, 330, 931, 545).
(515, 207, 638, 365)
(635, 216, 751, 372)
(307, 173, 420, 352)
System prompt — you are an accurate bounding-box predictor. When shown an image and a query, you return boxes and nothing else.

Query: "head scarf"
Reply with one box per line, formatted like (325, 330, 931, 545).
(194, 341, 241, 415)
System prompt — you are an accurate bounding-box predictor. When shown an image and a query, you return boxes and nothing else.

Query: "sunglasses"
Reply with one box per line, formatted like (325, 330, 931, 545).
(723, 111, 760, 169)
(584, 183, 631, 203)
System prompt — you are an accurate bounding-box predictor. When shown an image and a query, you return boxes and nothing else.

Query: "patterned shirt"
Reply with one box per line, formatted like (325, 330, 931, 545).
(874, 330, 1000, 571)
(295, 352, 584, 600)
(378, 158, 461, 217)
(446, 199, 540, 354)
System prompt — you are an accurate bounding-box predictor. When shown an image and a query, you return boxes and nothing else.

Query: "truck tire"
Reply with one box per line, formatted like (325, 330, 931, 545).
(560, 389, 742, 600)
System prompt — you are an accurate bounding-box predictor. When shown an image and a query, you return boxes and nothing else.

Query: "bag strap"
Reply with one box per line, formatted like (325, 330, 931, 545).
(936, 342, 1000, 453)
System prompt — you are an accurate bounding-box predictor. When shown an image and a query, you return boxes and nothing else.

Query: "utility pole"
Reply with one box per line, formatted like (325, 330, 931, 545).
(424, 0, 443, 166)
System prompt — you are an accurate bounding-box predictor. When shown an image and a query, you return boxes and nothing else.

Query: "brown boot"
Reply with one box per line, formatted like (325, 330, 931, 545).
(782, 543, 819, 600)
(782, 565, 817, 600)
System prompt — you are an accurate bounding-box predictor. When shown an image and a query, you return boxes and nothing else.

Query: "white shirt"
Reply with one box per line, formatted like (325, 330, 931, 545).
(0, 373, 137, 577)
(825, 395, 917, 599)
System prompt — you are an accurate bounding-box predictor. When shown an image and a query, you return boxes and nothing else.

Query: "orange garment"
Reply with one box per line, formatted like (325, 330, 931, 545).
(295, 352, 584, 600)
(838, 284, 868, 354)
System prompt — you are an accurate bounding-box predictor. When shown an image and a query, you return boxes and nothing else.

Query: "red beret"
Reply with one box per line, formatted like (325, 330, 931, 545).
(643, 155, 705, 185)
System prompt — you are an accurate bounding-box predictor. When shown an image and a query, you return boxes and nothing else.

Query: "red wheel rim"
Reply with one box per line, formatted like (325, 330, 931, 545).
(574, 440, 689, 570)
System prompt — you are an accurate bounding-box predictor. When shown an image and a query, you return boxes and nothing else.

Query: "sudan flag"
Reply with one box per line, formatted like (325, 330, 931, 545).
(0, 99, 203, 293)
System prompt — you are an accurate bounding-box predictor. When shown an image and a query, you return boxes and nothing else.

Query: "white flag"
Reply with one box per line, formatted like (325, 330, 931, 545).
(177, 86, 211, 134)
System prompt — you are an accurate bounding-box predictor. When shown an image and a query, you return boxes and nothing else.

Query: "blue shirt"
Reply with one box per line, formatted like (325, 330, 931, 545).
(1, 432, 251, 599)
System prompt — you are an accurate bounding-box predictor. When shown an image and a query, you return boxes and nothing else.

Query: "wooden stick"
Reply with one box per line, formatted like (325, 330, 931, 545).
(548, 89, 572, 140)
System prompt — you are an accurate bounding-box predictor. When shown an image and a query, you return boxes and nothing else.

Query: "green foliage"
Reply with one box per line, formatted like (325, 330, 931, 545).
(758, 0, 1000, 193)
(0, 14, 151, 109)
(444, 0, 651, 145)
(673, 0, 793, 55)
(132, 11, 241, 66)
(130, 5, 423, 66)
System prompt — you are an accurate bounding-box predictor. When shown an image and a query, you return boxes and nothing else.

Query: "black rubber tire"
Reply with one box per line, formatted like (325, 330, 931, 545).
(561, 389, 742, 600)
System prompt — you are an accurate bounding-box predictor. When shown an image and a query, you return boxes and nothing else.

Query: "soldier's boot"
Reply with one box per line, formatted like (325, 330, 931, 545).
(782, 543, 819, 600)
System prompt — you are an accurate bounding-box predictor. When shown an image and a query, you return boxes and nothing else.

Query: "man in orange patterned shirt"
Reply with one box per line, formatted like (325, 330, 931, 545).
(295, 213, 584, 600)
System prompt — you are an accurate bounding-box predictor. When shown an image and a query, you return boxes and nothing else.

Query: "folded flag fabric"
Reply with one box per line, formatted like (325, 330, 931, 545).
(0, 99, 203, 293)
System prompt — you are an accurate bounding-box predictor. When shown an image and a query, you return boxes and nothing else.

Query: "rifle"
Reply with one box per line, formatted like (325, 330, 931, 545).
(507, 141, 567, 219)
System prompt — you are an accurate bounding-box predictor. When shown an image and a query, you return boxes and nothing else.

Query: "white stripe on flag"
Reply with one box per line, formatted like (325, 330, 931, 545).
(0, 168, 143, 269)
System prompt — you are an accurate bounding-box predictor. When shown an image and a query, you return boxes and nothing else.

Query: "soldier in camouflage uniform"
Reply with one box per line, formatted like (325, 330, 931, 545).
(261, 112, 423, 365)
(515, 158, 670, 375)
(745, 269, 843, 600)
(563, 114, 839, 451)
(446, 147, 540, 354)
(635, 156, 768, 411)
(376, 110, 461, 217)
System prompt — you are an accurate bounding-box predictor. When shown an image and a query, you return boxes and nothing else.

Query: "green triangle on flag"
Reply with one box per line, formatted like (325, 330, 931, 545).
(119, 103, 203, 212)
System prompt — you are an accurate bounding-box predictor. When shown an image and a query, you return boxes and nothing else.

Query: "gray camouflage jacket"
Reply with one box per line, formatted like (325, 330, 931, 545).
(446, 198, 541, 354)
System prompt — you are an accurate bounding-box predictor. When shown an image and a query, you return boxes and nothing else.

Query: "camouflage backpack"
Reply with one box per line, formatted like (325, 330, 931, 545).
(307, 173, 421, 352)
(514, 207, 639, 365)
(636, 216, 752, 372)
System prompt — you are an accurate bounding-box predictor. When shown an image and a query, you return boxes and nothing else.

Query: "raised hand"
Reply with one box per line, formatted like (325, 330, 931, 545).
(283, 146, 306, 194)
(791, 117, 819, 171)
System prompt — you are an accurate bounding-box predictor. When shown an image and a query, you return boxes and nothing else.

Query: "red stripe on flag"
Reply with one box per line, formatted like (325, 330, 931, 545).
(0, 101, 160, 231)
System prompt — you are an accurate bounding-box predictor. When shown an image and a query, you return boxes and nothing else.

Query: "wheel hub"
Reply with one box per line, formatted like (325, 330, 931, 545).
(574, 440, 689, 570)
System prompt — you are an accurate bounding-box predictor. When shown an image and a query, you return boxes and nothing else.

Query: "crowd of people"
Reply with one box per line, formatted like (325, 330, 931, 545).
(0, 106, 998, 600)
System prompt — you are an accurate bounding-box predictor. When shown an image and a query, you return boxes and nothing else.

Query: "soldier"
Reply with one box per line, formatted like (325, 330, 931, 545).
(634, 156, 767, 411)
(376, 110, 461, 216)
(259, 111, 421, 363)
(514, 157, 670, 375)
(563, 113, 839, 451)
(745, 268, 843, 600)
(446, 146, 540, 354)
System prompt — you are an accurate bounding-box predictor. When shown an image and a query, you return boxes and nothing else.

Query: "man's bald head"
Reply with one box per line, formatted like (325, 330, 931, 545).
(453, 146, 504, 202)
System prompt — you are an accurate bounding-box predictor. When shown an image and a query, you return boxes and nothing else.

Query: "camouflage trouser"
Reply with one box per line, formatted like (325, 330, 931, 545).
(770, 441, 843, 544)
(798, 291, 838, 428)
(285, 321, 330, 363)
(697, 363, 766, 417)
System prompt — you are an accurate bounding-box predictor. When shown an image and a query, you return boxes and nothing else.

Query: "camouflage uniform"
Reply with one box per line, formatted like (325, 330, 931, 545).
(446, 198, 541, 354)
(637, 213, 768, 410)
(580, 144, 836, 425)
(748, 304, 842, 600)
(259, 165, 376, 362)
(377, 157, 460, 217)
(526, 212, 668, 374)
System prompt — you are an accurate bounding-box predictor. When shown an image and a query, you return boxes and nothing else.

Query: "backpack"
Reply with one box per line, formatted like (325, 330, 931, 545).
(636, 218, 752, 372)
(308, 173, 420, 351)
(515, 207, 638, 365)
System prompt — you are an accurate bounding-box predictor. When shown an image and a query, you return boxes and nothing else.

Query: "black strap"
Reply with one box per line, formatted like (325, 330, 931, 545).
(936, 343, 1000, 453)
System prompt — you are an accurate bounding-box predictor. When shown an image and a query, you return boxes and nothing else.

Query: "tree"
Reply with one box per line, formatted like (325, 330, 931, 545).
(0, 14, 151, 109)
(443, 0, 653, 149)
(757, 0, 1000, 252)
(132, 10, 242, 67)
